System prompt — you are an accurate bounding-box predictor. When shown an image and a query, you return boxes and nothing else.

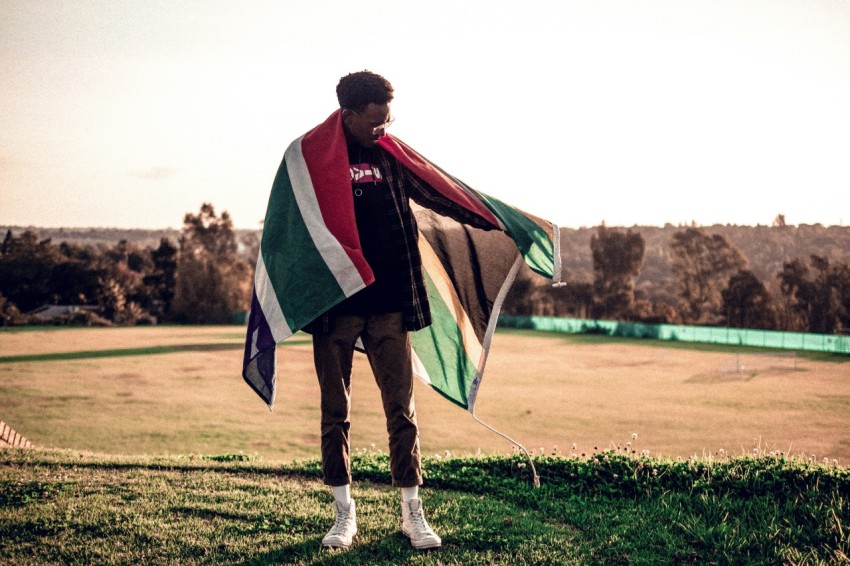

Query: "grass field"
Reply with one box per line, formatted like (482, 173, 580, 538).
(2, 326, 850, 564)
(2, 447, 849, 564)
(1, 325, 849, 463)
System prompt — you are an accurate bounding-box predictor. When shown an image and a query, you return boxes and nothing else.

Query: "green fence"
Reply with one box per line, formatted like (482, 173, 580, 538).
(498, 316, 850, 355)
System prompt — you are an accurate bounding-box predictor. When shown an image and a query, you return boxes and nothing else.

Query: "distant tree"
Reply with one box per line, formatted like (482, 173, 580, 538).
(834, 263, 850, 332)
(171, 203, 251, 324)
(772, 214, 787, 228)
(589, 225, 645, 320)
(143, 238, 178, 320)
(0, 292, 23, 326)
(721, 270, 776, 329)
(670, 227, 748, 325)
(776, 259, 812, 331)
(50, 258, 102, 306)
(502, 270, 535, 316)
(0, 230, 64, 312)
(807, 256, 838, 335)
(778, 255, 849, 334)
(558, 281, 594, 318)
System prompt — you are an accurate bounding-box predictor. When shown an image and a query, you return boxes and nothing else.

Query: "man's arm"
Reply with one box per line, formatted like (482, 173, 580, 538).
(382, 152, 497, 231)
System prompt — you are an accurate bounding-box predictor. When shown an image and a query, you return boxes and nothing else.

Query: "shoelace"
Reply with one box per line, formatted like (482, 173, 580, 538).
(331, 509, 353, 534)
(408, 508, 431, 534)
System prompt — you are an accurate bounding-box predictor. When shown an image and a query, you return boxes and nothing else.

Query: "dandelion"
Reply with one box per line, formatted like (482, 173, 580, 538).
(676, 456, 683, 461)
(613, 473, 619, 479)
(652, 469, 658, 476)
(572, 443, 577, 450)
(641, 449, 650, 457)
(631, 433, 638, 440)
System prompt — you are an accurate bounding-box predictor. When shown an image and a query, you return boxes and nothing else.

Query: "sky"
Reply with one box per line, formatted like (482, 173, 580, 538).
(2, 0, 849, 230)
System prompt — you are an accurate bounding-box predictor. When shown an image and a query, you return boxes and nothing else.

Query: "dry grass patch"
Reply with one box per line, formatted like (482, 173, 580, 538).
(1, 326, 848, 463)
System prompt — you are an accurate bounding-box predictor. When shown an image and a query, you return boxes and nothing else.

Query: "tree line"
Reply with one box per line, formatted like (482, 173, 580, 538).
(503, 221, 850, 334)
(0, 204, 255, 326)
(3, 207, 849, 334)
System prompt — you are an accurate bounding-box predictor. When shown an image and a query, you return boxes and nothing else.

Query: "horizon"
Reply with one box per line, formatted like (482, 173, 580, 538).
(4, 218, 849, 233)
(2, 0, 849, 230)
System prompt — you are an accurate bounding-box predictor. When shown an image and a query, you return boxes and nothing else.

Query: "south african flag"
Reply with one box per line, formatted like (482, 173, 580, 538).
(243, 109, 561, 413)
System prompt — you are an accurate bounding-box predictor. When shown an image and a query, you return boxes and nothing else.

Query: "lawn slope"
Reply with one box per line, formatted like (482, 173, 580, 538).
(2, 448, 848, 565)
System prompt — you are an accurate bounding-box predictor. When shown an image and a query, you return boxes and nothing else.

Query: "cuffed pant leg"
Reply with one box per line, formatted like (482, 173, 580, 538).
(362, 312, 422, 488)
(313, 314, 365, 487)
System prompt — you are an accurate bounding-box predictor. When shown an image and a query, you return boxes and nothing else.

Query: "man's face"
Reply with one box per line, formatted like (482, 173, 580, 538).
(343, 102, 392, 148)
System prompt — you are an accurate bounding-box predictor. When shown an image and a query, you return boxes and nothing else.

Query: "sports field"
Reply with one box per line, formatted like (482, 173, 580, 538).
(1, 326, 848, 463)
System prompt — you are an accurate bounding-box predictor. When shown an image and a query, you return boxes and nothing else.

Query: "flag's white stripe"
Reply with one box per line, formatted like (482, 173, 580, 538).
(468, 255, 522, 412)
(417, 233, 484, 366)
(286, 137, 366, 295)
(411, 349, 432, 386)
(551, 221, 562, 283)
(254, 249, 291, 343)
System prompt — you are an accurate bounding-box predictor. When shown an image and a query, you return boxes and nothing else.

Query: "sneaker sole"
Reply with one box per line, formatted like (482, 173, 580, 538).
(322, 531, 357, 549)
(410, 540, 441, 550)
(403, 530, 441, 550)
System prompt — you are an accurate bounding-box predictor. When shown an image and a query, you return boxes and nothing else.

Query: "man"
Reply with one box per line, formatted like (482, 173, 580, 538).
(311, 70, 496, 551)
(314, 70, 433, 551)
(242, 69, 559, 552)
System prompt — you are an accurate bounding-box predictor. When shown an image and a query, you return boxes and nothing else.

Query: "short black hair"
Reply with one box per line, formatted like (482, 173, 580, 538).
(336, 70, 394, 112)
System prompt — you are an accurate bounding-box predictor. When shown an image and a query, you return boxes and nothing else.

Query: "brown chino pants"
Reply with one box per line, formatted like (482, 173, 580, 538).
(312, 311, 422, 488)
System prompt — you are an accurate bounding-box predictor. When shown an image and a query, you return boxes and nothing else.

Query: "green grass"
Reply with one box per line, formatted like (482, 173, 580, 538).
(2, 326, 850, 562)
(2, 447, 848, 565)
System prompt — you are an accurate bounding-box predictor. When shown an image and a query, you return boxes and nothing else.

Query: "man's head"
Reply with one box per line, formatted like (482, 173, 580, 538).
(337, 70, 394, 148)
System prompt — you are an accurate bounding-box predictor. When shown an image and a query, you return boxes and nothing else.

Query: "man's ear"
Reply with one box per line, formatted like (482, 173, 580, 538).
(341, 109, 354, 129)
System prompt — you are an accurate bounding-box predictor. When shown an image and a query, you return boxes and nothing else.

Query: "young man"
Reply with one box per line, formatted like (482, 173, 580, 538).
(312, 70, 493, 551)
(243, 68, 560, 552)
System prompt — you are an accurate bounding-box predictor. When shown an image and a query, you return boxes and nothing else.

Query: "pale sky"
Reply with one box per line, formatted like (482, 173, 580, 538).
(2, 0, 849, 230)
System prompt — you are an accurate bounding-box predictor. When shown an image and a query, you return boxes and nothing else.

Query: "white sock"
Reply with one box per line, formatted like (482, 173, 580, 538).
(401, 486, 419, 503)
(332, 484, 351, 506)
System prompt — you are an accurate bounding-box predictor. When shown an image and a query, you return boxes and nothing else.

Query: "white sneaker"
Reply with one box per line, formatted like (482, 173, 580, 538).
(401, 498, 441, 550)
(322, 500, 357, 549)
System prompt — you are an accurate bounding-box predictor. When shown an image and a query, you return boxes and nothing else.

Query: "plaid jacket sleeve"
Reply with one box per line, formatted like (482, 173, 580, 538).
(380, 152, 497, 232)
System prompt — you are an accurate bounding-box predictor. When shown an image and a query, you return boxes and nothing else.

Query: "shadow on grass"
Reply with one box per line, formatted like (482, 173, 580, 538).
(239, 534, 448, 566)
(0, 340, 312, 363)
